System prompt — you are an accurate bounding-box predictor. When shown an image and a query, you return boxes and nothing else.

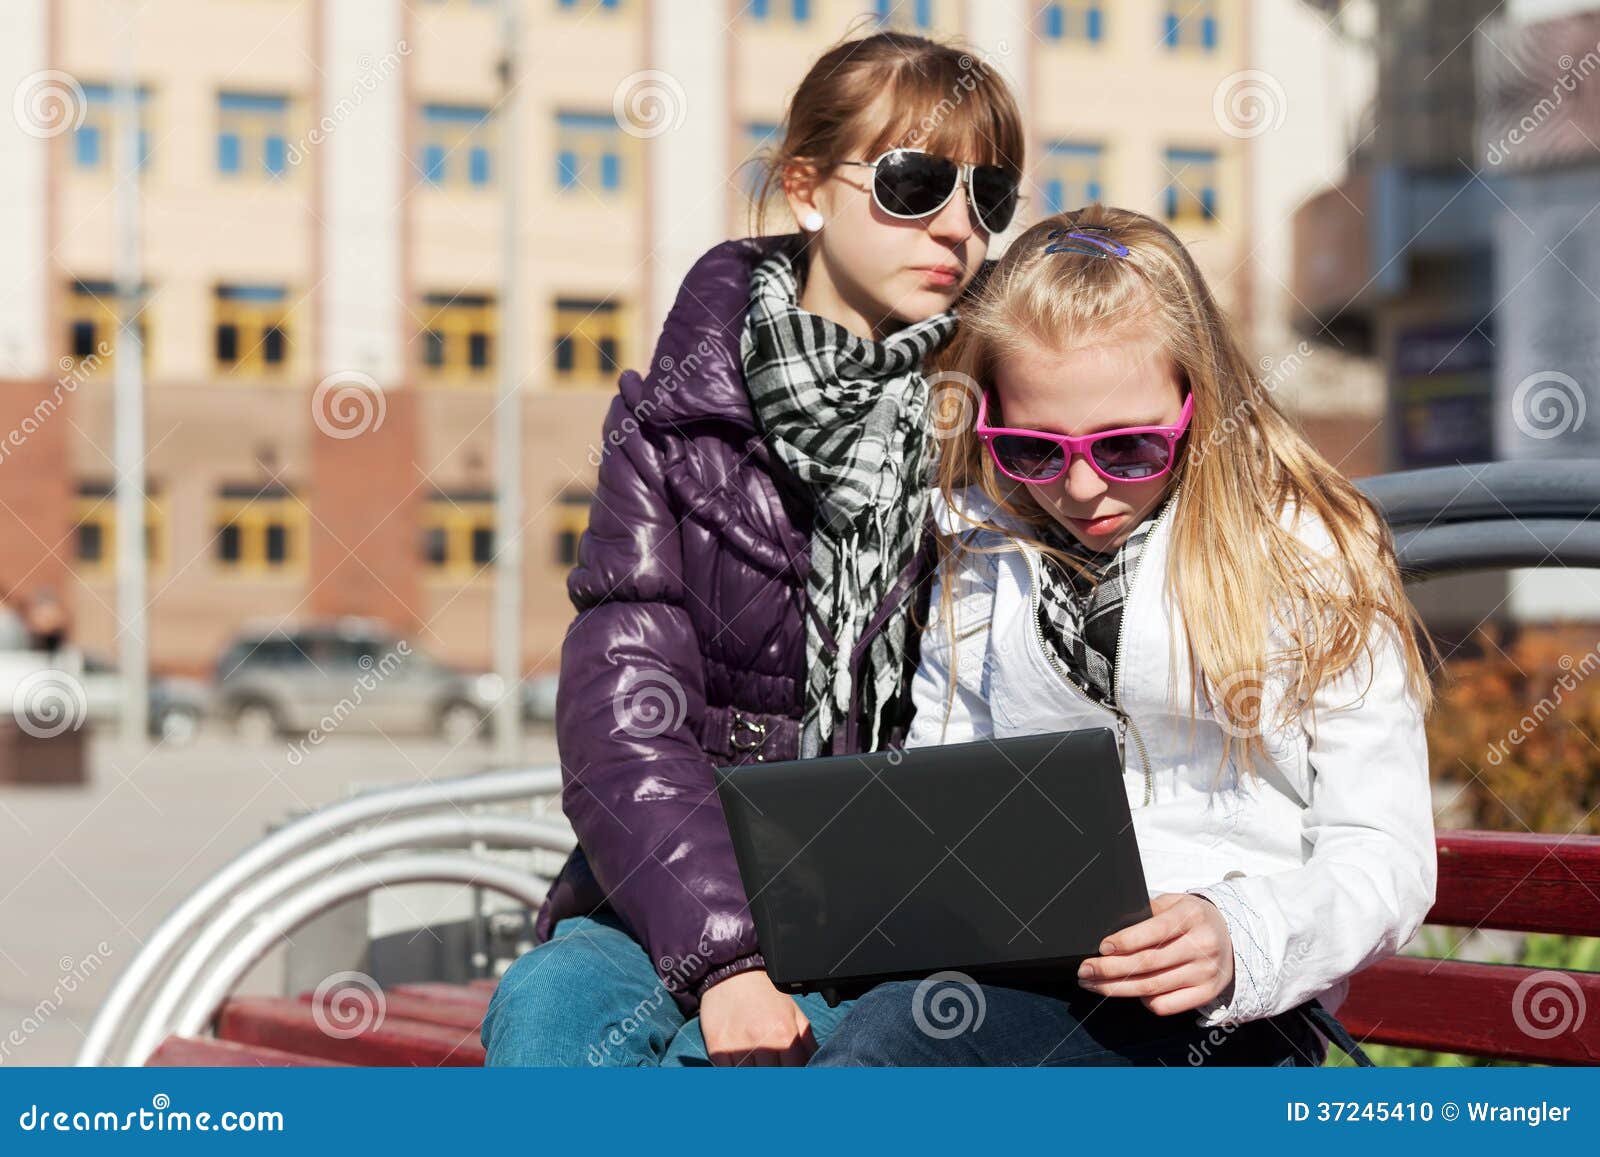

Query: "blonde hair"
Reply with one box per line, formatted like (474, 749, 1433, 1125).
(932, 205, 1435, 771)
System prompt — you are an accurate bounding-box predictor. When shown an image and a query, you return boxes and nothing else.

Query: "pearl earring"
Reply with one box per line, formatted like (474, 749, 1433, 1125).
(801, 210, 824, 232)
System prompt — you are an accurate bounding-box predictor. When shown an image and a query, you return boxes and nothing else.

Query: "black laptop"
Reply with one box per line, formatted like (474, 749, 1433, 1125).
(713, 727, 1151, 1004)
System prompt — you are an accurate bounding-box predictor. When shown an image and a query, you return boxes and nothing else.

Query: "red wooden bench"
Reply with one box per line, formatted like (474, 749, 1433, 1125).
(148, 980, 496, 1067)
(144, 833, 1600, 1066)
(1339, 830, 1600, 1064)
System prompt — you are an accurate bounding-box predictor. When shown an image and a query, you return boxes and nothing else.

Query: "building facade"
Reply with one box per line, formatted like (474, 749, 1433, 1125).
(0, 0, 1255, 678)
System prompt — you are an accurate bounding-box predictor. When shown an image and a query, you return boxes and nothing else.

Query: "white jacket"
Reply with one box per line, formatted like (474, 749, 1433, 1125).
(907, 486, 1437, 1027)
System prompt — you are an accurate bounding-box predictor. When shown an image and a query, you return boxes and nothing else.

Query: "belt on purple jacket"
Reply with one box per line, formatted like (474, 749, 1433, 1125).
(697, 704, 800, 765)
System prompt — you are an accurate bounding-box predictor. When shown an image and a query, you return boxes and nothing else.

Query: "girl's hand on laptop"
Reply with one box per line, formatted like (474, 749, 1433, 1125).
(1075, 892, 1236, 1015)
(699, 969, 818, 1066)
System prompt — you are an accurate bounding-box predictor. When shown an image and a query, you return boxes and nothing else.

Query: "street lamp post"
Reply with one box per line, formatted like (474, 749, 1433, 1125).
(493, 0, 524, 763)
(113, 29, 148, 746)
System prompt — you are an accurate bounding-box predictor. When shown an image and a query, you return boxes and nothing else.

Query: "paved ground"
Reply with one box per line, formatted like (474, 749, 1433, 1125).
(0, 726, 558, 1067)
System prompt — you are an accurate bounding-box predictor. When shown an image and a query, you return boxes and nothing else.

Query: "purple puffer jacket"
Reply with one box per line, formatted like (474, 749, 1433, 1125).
(533, 235, 937, 1013)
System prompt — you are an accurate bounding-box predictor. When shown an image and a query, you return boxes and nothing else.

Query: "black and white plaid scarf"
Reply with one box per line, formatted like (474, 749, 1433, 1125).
(1034, 492, 1177, 706)
(742, 248, 957, 757)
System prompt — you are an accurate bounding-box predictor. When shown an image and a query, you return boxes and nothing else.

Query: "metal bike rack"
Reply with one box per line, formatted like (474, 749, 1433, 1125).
(77, 766, 572, 1067)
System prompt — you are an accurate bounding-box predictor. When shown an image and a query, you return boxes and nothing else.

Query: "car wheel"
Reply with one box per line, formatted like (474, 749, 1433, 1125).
(234, 703, 280, 744)
(156, 706, 201, 747)
(439, 701, 485, 745)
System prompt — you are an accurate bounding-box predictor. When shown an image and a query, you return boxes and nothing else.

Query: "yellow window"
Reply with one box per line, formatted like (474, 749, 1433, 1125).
(215, 284, 292, 380)
(73, 484, 164, 575)
(551, 298, 623, 387)
(65, 279, 147, 377)
(553, 490, 592, 567)
(422, 493, 496, 579)
(213, 488, 308, 574)
(416, 292, 496, 385)
(1163, 148, 1219, 224)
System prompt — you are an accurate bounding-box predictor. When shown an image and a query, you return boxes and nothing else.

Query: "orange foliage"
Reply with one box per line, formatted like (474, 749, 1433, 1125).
(1426, 624, 1600, 836)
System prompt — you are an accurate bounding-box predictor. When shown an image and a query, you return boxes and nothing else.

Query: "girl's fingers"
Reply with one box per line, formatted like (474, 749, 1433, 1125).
(1078, 936, 1193, 982)
(1093, 906, 1185, 957)
(1077, 961, 1212, 1000)
(1140, 985, 1219, 1017)
(1096, 893, 1216, 957)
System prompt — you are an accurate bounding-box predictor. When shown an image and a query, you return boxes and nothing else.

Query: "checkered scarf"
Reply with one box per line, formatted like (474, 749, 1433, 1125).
(742, 248, 958, 757)
(1034, 492, 1177, 707)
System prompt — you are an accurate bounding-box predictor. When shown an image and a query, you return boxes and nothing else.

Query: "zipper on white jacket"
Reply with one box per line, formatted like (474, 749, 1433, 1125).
(1018, 544, 1146, 802)
(1110, 494, 1179, 807)
(1018, 492, 1180, 809)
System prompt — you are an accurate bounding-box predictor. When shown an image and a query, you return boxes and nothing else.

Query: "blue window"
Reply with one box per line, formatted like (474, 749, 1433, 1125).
(876, 0, 934, 28)
(1164, 2, 1218, 51)
(424, 144, 446, 184)
(1040, 141, 1105, 215)
(1041, 2, 1103, 43)
(419, 104, 495, 188)
(76, 125, 101, 167)
(217, 92, 291, 179)
(555, 112, 627, 196)
(749, 0, 808, 22)
(75, 84, 152, 172)
(742, 121, 783, 201)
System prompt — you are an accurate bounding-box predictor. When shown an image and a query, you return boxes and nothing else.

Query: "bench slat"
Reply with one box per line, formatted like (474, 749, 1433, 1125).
(297, 989, 484, 1032)
(217, 996, 484, 1066)
(146, 1035, 350, 1067)
(388, 982, 492, 1011)
(1339, 956, 1600, 1065)
(1429, 830, 1600, 935)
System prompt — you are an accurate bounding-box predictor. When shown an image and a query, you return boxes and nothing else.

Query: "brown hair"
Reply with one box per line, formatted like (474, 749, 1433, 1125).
(932, 204, 1437, 771)
(748, 29, 1025, 235)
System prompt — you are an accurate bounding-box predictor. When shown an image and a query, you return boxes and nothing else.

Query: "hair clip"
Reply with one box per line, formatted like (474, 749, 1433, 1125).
(1044, 225, 1129, 259)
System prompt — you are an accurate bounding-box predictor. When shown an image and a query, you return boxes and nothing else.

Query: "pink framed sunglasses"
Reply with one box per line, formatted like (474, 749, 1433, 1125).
(975, 392, 1194, 485)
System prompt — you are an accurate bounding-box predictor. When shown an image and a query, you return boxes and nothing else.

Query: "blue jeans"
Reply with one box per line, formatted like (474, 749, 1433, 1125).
(808, 975, 1330, 1067)
(481, 913, 856, 1066)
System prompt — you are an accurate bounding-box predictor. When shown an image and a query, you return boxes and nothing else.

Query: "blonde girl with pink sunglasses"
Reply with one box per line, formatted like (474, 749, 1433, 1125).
(811, 206, 1438, 1068)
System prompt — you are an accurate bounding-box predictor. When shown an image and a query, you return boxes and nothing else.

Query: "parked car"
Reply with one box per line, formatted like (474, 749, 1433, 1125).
(522, 673, 559, 723)
(212, 619, 510, 743)
(78, 652, 210, 745)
